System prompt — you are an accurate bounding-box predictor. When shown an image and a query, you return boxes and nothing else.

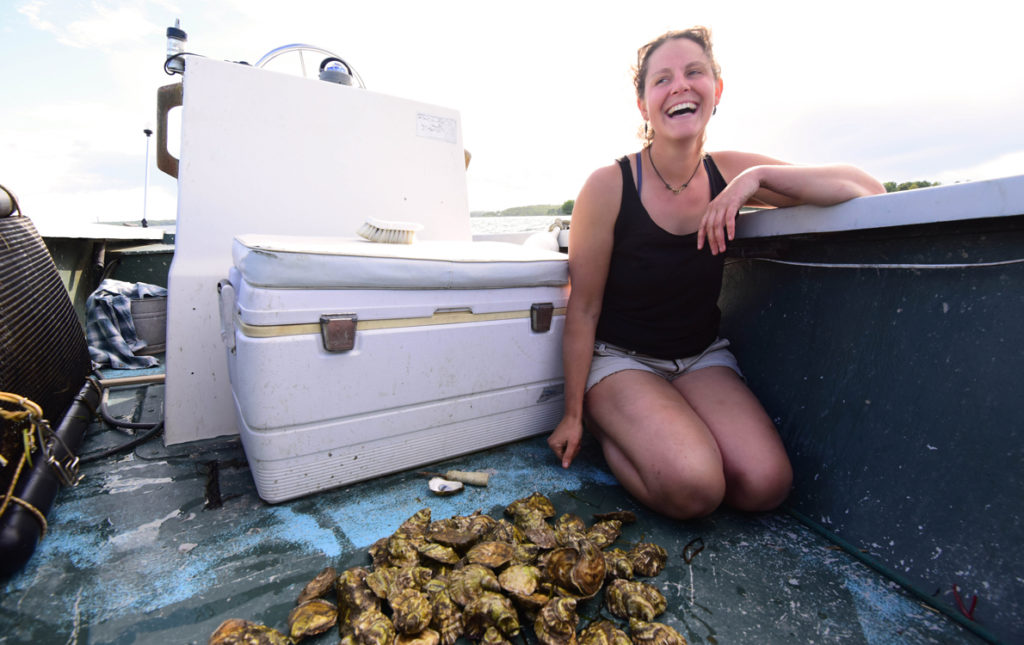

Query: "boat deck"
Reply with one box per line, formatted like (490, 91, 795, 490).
(0, 376, 988, 645)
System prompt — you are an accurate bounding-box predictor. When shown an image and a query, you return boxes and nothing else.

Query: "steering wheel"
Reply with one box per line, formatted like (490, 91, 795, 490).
(254, 44, 365, 87)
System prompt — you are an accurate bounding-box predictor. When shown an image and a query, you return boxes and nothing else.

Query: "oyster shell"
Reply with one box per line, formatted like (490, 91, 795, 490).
(337, 567, 381, 635)
(391, 566, 434, 595)
(467, 512, 498, 539)
(628, 542, 668, 577)
(448, 564, 502, 606)
(387, 535, 423, 568)
(427, 588, 464, 645)
(296, 566, 337, 604)
(208, 618, 292, 645)
(466, 541, 516, 569)
(592, 511, 637, 524)
(394, 508, 433, 540)
(534, 597, 578, 645)
(368, 537, 391, 568)
(484, 518, 518, 544)
(421, 574, 450, 597)
(365, 566, 396, 600)
(390, 588, 433, 635)
(396, 628, 441, 645)
(602, 548, 635, 581)
(512, 542, 545, 566)
(463, 591, 521, 639)
(429, 477, 464, 496)
(337, 565, 370, 592)
(604, 579, 667, 622)
(287, 598, 337, 640)
(497, 564, 541, 597)
(585, 519, 623, 549)
(553, 514, 587, 547)
(578, 619, 631, 645)
(628, 618, 688, 645)
(569, 538, 606, 597)
(366, 564, 432, 600)
(427, 517, 480, 550)
(418, 541, 460, 566)
(480, 626, 513, 645)
(508, 588, 552, 618)
(544, 539, 606, 598)
(513, 508, 558, 549)
(554, 513, 586, 533)
(352, 607, 397, 645)
(505, 492, 556, 519)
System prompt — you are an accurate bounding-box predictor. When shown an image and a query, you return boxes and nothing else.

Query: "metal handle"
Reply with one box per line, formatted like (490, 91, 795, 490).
(217, 279, 237, 352)
(156, 83, 183, 178)
(0, 183, 20, 217)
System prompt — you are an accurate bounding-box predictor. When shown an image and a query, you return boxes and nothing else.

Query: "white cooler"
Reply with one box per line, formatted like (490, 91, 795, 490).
(219, 234, 569, 502)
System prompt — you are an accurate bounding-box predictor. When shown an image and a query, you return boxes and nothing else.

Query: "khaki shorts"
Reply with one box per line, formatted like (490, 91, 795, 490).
(586, 337, 742, 392)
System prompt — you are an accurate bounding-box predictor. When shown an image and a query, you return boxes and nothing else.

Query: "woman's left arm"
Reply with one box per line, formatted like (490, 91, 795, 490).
(699, 151, 886, 254)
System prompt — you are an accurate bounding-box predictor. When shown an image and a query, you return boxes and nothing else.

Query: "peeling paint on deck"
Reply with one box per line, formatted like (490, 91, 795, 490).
(0, 428, 990, 645)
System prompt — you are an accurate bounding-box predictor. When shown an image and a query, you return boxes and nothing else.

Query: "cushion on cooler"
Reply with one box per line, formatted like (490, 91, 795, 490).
(232, 235, 568, 290)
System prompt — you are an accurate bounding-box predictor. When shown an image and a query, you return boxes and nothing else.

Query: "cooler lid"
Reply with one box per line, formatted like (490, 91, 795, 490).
(232, 235, 568, 289)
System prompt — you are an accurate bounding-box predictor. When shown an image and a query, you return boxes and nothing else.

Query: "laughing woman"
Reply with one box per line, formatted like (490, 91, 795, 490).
(547, 27, 885, 520)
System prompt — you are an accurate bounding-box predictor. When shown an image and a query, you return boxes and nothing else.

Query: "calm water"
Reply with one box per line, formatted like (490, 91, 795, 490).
(470, 215, 568, 235)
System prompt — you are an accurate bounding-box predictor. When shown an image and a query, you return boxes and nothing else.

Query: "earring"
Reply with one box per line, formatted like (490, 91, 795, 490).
(644, 122, 648, 137)
(713, 106, 717, 115)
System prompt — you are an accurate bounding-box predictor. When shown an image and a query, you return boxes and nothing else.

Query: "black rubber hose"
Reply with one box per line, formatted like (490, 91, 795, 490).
(0, 381, 100, 577)
(98, 388, 160, 430)
(79, 421, 163, 464)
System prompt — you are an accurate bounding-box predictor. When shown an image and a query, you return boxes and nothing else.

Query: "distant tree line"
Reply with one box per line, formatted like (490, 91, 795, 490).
(477, 183, 942, 217)
(471, 204, 564, 218)
(884, 180, 941, 192)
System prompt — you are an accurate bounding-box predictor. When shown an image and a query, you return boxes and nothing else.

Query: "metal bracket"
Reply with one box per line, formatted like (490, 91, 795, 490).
(530, 303, 554, 333)
(320, 314, 357, 352)
(36, 418, 82, 486)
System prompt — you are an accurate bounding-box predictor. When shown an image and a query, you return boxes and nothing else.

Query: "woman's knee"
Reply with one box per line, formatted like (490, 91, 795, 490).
(651, 465, 727, 520)
(725, 458, 793, 512)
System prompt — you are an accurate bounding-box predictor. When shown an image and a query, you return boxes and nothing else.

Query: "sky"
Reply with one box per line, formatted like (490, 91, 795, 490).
(2, 0, 1023, 231)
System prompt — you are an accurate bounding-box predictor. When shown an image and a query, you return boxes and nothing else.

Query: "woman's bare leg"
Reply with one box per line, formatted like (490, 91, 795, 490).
(672, 366, 793, 511)
(585, 369, 727, 519)
(585, 367, 792, 518)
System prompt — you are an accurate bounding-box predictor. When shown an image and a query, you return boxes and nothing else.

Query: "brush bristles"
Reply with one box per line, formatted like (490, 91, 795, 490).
(356, 219, 421, 244)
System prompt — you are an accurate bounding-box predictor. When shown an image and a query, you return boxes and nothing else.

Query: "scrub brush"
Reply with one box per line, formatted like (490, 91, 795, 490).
(418, 469, 490, 487)
(356, 217, 423, 244)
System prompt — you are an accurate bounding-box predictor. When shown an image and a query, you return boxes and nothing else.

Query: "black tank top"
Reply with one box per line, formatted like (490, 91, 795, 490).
(594, 154, 728, 359)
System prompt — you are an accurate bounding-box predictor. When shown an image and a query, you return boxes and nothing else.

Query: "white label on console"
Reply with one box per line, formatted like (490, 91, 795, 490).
(416, 112, 457, 144)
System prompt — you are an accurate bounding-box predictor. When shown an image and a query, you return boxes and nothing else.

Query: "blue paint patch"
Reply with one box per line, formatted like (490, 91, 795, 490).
(1, 435, 626, 635)
(264, 505, 343, 559)
(844, 571, 945, 643)
(322, 441, 618, 548)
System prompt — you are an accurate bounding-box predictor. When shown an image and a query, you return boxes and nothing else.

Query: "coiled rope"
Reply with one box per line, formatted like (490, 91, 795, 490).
(0, 393, 49, 537)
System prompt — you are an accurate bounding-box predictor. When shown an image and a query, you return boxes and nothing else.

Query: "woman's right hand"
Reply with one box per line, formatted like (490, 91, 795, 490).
(548, 416, 584, 469)
(548, 161, 619, 472)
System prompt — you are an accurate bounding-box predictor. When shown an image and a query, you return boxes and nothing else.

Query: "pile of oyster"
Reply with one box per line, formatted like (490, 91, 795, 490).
(209, 492, 686, 645)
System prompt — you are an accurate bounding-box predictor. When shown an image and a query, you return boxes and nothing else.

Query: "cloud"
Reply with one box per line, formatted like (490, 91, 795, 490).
(7, 0, 1023, 223)
(18, 0, 162, 51)
(935, 151, 1024, 185)
(0, 96, 177, 227)
(27, 186, 177, 232)
(17, 1, 54, 32)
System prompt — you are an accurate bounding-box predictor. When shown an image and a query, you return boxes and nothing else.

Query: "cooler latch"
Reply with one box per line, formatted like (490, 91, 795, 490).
(531, 303, 554, 333)
(320, 314, 357, 352)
